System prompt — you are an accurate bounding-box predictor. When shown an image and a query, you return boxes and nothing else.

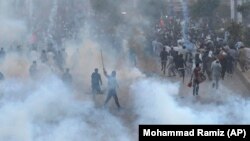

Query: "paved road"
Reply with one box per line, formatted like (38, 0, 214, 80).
(136, 54, 250, 98)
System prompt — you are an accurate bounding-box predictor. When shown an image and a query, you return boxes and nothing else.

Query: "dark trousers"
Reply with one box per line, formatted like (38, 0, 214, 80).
(221, 67, 226, 79)
(104, 89, 120, 108)
(178, 68, 185, 82)
(193, 79, 199, 95)
(227, 65, 233, 74)
(161, 61, 167, 74)
(92, 85, 101, 94)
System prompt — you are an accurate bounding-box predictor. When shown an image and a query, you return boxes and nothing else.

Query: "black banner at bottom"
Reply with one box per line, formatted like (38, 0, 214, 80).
(139, 125, 250, 141)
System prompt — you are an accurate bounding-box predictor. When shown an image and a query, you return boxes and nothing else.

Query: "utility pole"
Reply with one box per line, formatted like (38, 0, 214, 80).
(231, 0, 235, 21)
(237, 0, 243, 23)
(231, 0, 244, 23)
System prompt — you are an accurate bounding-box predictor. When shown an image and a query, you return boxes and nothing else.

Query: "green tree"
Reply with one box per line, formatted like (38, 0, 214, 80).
(243, 27, 250, 47)
(90, 0, 124, 32)
(90, 0, 120, 14)
(237, 1, 250, 18)
(190, 0, 221, 29)
(226, 21, 243, 46)
(190, 0, 220, 18)
(138, 0, 168, 24)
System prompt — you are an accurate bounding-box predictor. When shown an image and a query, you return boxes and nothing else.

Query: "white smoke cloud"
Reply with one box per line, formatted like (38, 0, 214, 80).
(0, 19, 28, 44)
(0, 1, 249, 141)
(131, 78, 250, 125)
(0, 0, 28, 47)
(0, 75, 132, 141)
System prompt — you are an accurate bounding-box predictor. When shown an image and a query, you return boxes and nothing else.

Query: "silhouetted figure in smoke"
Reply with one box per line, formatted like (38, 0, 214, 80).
(61, 48, 67, 62)
(47, 42, 56, 53)
(91, 68, 102, 96)
(160, 47, 169, 75)
(40, 50, 48, 63)
(31, 44, 37, 51)
(54, 50, 64, 71)
(0, 48, 6, 60)
(191, 63, 202, 96)
(62, 68, 72, 85)
(129, 48, 137, 67)
(16, 45, 22, 53)
(29, 61, 38, 79)
(103, 68, 121, 109)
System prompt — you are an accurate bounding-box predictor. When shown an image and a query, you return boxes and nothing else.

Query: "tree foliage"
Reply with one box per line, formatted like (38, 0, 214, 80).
(226, 21, 243, 46)
(90, 0, 124, 30)
(138, 0, 167, 21)
(90, 0, 121, 14)
(243, 27, 250, 47)
(90, 0, 168, 27)
(237, 1, 250, 18)
(190, 0, 220, 18)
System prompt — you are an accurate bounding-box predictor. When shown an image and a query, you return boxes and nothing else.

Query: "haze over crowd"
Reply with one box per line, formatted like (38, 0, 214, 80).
(0, 0, 249, 141)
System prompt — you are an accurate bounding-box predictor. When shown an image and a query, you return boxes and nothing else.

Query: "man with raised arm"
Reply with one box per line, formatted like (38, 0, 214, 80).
(103, 68, 121, 110)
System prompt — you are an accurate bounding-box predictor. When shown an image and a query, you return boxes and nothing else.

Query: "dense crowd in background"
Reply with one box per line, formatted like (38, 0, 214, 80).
(151, 16, 250, 95)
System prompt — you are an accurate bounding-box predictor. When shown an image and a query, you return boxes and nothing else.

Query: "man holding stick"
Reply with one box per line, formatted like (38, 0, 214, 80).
(103, 68, 121, 109)
(100, 49, 121, 109)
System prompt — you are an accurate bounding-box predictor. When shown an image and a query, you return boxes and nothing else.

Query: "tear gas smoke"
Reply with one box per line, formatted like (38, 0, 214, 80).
(131, 78, 250, 125)
(0, 1, 249, 141)
(0, 76, 132, 141)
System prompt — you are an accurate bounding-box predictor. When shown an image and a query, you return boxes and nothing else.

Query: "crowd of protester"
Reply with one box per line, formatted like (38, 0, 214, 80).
(151, 16, 250, 95)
